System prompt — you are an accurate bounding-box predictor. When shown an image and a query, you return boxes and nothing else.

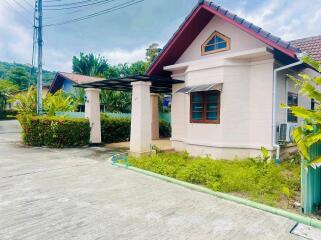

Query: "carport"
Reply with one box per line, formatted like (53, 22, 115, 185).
(76, 75, 184, 155)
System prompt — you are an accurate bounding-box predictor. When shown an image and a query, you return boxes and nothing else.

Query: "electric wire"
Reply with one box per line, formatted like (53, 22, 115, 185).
(44, 0, 102, 7)
(2, 0, 33, 24)
(12, 0, 34, 14)
(43, 0, 143, 27)
(43, 0, 117, 10)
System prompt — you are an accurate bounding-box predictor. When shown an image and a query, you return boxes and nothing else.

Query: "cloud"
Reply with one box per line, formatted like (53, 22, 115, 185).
(232, 0, 321, 41)
(101, 47, 146, 65)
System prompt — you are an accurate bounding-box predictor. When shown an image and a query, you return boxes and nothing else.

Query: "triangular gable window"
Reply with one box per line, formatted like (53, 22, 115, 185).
(202, 31, 231, 55)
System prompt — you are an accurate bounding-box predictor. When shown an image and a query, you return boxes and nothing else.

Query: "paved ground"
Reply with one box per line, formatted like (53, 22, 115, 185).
(0, 120, 307, 239)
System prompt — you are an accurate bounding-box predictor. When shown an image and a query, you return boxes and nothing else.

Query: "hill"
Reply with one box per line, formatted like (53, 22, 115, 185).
(0, 61, 55, 86)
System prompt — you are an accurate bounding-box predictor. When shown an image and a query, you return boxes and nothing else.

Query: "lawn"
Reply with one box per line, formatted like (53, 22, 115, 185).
(128, 152, 301, 211)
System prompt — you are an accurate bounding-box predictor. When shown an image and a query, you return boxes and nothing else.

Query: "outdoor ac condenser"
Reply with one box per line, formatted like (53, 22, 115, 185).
(278, 123, 298, 143)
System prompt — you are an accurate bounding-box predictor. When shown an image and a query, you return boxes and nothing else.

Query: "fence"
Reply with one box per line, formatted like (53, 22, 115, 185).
(301, 142, 321, 215)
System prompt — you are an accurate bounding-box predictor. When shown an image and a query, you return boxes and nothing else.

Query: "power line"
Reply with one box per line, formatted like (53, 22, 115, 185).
(44, 0, 102, 7)
(44, 0, 143, 27)
(22, 0, 34, 8)
(43, 0, 117, 10)
(12, 0, 33, 14)
(2, 0, 33, 24)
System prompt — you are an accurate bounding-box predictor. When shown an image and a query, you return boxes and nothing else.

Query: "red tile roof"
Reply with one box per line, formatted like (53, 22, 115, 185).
(291, 36, 321, 62)
(59, 72, 105, 84)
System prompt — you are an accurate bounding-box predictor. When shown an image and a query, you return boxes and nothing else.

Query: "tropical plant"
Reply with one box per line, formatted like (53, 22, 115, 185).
(72, 53, 109, 76)
(0, 80, 19, 110)
(12, 87, 77, 116)
(284, 56, 321, 167)
(43, 90, 77, 116)
(11, 86, 37, 115)
(146, 43, 162, 64)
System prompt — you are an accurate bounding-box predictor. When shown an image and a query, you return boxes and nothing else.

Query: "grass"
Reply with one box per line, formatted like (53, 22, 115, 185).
(128, 152, 301, 210)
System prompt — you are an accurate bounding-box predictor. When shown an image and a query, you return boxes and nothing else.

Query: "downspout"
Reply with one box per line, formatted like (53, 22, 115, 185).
(272, 59, 303, 164)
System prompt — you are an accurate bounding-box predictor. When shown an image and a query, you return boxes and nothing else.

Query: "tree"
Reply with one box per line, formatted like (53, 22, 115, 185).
(0, 80, 19, 110)
(72, 53, 109, 76)
(5, 67, 29, 90)
(285, 56, 321, 167)
(146, 43, 162, 65)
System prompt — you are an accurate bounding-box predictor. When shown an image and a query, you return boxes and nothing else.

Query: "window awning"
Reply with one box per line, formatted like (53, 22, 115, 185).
(176, 83, 223, 94)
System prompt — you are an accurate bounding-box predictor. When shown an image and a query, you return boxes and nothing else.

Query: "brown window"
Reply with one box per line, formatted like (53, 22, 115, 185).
(190, 91, 220, 124)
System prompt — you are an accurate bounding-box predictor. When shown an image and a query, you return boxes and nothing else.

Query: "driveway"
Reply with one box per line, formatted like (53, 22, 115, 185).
(0, 120, 306, 239)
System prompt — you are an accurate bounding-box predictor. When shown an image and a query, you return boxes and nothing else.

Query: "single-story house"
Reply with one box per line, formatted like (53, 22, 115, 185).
(49, 72, 104, 94)
(77, 0, 321, 160)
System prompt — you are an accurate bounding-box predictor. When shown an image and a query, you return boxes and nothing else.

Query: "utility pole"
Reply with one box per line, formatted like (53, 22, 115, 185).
(36, 0, 43, 115)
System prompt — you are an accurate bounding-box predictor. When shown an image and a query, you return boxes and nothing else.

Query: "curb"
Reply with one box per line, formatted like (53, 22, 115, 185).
(112, 161, 321, 229)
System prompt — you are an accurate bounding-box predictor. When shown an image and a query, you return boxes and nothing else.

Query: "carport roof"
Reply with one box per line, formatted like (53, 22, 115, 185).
(75, 74, 184, 94)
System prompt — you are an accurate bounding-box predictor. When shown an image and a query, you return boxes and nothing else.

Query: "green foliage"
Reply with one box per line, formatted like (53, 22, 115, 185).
(0, 61, 55, 86)
(0, 80, 19, 110)
(11, 86, 37, 115)
(100, 91, 132, 113)
(5, 67, 29, 90)
(146, 43, 162, 64)
(101, 115, 131, 143)
(101, 115, 171, 143)
(43, 90, 77, 116)
(0, 109, 18, 120)
(18, 115, 90, 147)
(72, 53, 109, 76)
(129, 152, 301, 207)
(284, 57, 321, 166)
(12, 87, 77, 116)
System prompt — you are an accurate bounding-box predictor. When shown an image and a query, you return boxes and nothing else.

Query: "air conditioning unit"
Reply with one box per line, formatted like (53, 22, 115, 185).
(278, 123, 298, 143)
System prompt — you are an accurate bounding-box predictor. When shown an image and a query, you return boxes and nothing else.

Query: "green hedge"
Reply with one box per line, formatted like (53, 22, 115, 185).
(101, 115, 171, 143)
(0, 109, 18, 120)
(18, 115, 90, 148)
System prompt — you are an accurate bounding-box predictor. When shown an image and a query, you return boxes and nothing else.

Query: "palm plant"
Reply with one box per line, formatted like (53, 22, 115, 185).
(72, 53, 109, 76)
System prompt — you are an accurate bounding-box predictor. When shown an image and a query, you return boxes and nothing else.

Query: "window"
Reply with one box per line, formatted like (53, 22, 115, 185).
(190, 91, 220, 123)
(311, 98, 315, 110)
(201, 31, 231, 55)
(287, 92, 298, 123)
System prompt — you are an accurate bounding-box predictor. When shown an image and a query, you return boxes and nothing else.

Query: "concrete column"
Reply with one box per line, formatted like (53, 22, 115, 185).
(130, 81, 152, 155)
(85, 88, 101, 144)
(150, 93, 159, 140)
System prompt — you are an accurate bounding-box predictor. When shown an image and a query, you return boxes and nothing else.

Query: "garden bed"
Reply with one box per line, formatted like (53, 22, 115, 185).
(128, 152, 303, 213)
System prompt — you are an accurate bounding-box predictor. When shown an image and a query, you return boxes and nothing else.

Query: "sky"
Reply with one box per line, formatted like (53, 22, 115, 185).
(1, 0, 321, 72)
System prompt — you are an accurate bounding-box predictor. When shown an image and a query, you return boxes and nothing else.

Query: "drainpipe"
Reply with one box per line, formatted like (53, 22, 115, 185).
(272, 59, 303, 164)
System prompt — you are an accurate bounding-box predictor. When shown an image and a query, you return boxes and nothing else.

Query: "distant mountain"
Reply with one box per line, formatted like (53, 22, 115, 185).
(0, 61, 55, 86)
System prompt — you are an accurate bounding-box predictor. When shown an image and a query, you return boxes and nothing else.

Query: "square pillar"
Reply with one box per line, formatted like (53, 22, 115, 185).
(85, 88, 101, 144)
(151, 93, 159, 140)
(130, 81, 152, 155)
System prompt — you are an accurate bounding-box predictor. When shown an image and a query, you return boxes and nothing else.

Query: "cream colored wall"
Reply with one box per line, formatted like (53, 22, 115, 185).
(177, 16, 266, 64)
(169, 15, 277, 159)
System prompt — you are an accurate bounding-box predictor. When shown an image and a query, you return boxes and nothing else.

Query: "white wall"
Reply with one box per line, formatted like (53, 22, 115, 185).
(169, 15, 276, 159)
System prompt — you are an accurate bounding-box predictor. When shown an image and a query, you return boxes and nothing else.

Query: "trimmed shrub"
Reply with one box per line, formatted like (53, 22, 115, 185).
(18, 115, 90, 148)
(101, 115, 131, 143)
(0, 109, 18, 120)
(101, 115, 172, 143)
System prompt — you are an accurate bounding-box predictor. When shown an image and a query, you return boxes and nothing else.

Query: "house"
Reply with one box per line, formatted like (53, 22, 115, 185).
(144, 0, 321, 160)
(49, 72, 107, 111)
(76, 0, 320, 160)
(49, 72, 105, 94)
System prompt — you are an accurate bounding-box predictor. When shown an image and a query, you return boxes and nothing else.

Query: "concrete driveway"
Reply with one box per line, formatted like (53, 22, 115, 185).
(0, 120, 305, 239)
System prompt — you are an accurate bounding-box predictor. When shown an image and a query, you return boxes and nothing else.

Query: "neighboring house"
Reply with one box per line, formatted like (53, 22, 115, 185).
(49, 72, 105, 94)
(145, 0, 321, 160)
(49, 72, 106, 112)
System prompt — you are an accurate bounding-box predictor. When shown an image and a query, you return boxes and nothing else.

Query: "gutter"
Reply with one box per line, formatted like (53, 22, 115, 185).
(272, 59, 303, 163)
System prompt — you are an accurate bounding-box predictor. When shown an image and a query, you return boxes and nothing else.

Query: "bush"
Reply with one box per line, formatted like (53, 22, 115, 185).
(0, 109, 18, 120)
(101, 115, 131, 143)
(129, 152, 301, 207)
(101, 115, 172, 143)
(18, 115, 90, 148)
